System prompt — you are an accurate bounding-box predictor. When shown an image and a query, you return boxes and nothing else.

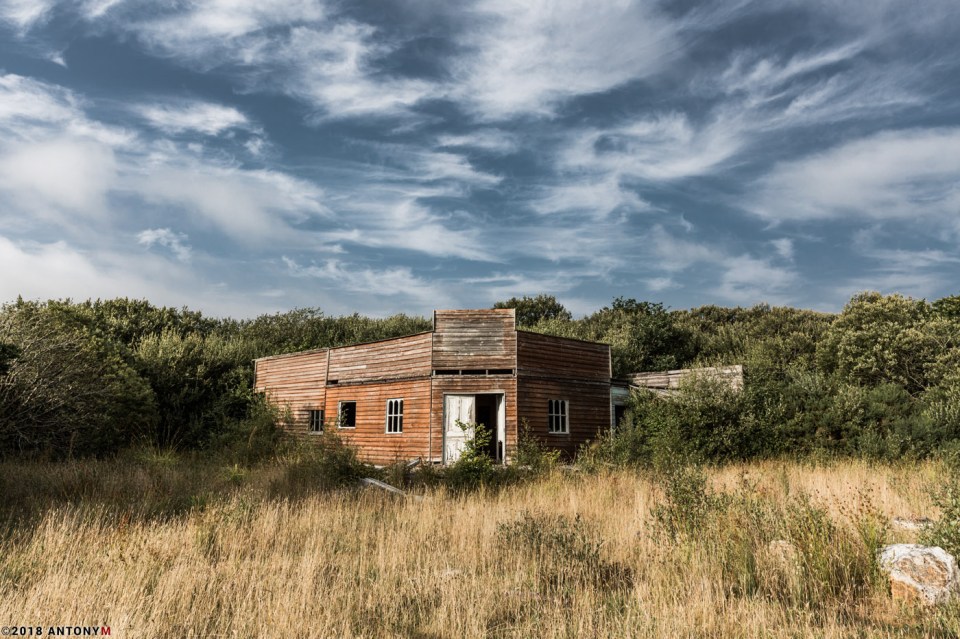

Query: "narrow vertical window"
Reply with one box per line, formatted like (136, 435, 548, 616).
(338, 401, 357, 428)
(308, 409, 324, 433)
(386, 398, 404, 434)
(548, 399, 569, 434)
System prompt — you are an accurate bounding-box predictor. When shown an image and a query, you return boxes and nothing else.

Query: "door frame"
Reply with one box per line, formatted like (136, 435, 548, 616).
(441, 391, 506, 465)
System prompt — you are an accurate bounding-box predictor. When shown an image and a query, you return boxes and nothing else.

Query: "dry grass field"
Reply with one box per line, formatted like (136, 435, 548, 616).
(0, 459, 957, 638)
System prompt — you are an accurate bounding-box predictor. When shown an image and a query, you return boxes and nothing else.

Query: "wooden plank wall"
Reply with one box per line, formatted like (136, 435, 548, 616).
(325, 379, 432, 465)
(430, 376, 518, 462)
(253, 350, 328, 436)
(630, 364, 744, 394)
(517, 378, 611, 459)
(432, 309, 517, 370)
(516, 331, 610, 380)
(328, 332, 432, 383)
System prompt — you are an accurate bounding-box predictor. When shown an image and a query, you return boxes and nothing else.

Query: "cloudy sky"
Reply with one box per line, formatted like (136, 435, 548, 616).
(1, 0, 958, 318)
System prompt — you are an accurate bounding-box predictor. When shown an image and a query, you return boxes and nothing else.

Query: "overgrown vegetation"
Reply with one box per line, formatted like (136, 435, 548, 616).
(2, 290, 960, 465)
(1, 463, 955, 638)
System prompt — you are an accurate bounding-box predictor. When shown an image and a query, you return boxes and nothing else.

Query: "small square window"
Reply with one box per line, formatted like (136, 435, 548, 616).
(308, 409, 324, 433)
(548, 399, 568, 434)
(339, 401, 357, 428)
(386, 398, 404, 434)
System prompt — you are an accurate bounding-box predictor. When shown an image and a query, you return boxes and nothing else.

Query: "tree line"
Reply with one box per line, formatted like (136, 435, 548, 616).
(0, 292, 958, 461)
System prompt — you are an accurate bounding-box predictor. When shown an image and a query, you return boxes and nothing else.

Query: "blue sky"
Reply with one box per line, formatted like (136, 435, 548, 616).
(1, 0, 958, 318)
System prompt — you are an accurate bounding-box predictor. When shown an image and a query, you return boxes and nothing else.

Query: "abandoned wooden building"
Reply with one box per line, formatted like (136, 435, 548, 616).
(254, 309, 626, 465)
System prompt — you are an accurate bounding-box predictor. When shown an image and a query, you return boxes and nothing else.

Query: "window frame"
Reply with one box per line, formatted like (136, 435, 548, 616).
(547, 399, 569, 435)
(338, 401, 357, 429)
(385, 398, 404, 434)
(308, 408, 324, 434)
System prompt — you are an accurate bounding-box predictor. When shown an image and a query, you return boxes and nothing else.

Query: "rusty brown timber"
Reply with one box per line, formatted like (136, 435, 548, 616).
(254, 309, 614, 464)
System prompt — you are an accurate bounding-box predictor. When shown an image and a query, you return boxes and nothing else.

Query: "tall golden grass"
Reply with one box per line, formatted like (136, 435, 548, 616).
(1, 460, 957, 638)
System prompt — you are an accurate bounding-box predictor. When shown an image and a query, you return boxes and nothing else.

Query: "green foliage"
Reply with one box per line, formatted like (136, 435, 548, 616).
(533, 297, 693, 377)
(513, 419, 562, 473)
(272, 429, 371, 497)
(133, 329, 256, 449)
(493, 294, 572, 327)
(0, 302, 157, 456)
(921, 457, 960, 557)
(236, 308, 431, 356)
(611, 376, 755, 465)
(446, 420, 497, 490)
(817, 292, 942, 393)
(651, 463, 724, 540)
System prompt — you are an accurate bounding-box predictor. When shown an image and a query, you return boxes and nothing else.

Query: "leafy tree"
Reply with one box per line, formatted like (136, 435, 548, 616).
(933, 295, 960, 320)
(0, 303, 157, 456)
(817, 292, 943, 394)
(493, 294, 572, 328)
(134, 329, 256, 449)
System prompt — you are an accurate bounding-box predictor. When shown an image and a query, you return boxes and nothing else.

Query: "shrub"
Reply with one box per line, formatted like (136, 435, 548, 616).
(611, 375, 753, 465)
(921, 458, 960, 557)
(445, 420, 497, 490)
(651, 462, 725, 541)
(513, 419, 561, 473)
(497, 511, 631, 596)
(271, 430, 370, 497)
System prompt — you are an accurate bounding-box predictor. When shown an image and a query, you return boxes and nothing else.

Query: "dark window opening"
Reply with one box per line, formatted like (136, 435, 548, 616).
(308, 409, 324, 433)
(338, 401, 356, 428)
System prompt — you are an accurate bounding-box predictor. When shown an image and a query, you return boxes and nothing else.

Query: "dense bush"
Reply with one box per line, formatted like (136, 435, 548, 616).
(2, 290, 960, 463)
(0, 302, 157, 456)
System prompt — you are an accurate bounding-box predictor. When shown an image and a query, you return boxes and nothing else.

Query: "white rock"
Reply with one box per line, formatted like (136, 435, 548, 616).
(878, 544, 960, 605)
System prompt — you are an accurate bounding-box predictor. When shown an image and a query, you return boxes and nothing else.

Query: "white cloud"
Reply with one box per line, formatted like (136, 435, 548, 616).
(452, 0, 679, 119)
(0, 0, 56, 30)
(558, 112, 744, 183)
(283, 256, 455, 308)
(320, 195, 496, 262)
(716, 254, 797, 304)
(437, 130, 518, 155)
(771, 238, 794, 260)
(134, 100, 250, 135)
(137, 228, 191, 262)
(533, 177, 650, 218)
(747, 128, 960, 223)
(0, 74, 78, 127)
(130, 164, 328, 242)
(644, 225, 798, 304)
(0, 138, 116, 218)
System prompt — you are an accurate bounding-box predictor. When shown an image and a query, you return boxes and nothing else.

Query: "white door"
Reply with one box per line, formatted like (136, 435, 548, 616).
(443, 395, 475, 463)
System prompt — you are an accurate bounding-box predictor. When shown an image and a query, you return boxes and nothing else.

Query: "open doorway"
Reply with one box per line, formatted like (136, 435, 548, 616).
(442, 393, 505, 464)
(474, 394, 502, 462)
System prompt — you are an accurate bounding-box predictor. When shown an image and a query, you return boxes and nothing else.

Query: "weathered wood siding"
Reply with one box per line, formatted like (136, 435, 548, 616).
(253, 350, 328, 436)
(432, 309, 517, 370)
(326, 378, 432, 465)
(430, 376, 518, 462)
(516, 331, 610, 380)
(630, 365, 744, 395)
(517, 378, 611, 458)
(327, 332, 432, 383)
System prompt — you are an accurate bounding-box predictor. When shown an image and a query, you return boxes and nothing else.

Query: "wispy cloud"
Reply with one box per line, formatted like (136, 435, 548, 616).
(283, 256, 455, 309)
(450, 0, 680, 120)
(133, 100, 251, 135)
(746, 127, 960, 224)
(137, 228, 192, 262)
